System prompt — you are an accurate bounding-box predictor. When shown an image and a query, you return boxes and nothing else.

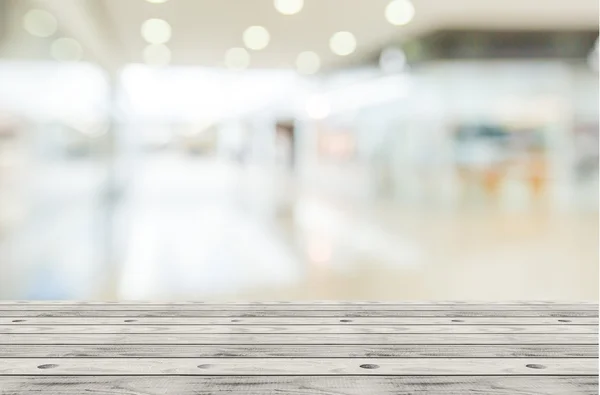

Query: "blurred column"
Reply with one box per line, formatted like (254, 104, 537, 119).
(96, 73, 125, 300)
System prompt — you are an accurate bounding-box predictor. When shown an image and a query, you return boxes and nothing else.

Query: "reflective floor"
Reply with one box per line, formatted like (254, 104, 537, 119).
(0, 154, 597, 301)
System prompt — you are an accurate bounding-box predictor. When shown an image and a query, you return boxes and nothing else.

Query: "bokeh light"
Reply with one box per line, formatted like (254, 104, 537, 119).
(141, 19, 172, 44)
(23, 9, 58, 38)
(243, 26, 270, 51)
(385, 0, 415, 26)
(329, 31, 357, 56)
(274, 0, 304, 15)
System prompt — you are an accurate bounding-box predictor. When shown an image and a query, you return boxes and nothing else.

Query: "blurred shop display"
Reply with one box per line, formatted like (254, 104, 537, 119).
(453, 124, 510, 201)
(453, 123, 550, 202)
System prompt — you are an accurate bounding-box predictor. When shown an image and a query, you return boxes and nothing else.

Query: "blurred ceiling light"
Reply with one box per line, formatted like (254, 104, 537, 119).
(385, 0, 415, 26)
(225, 47, 250, 70)
(296, 51, 320, 75)
(141, 18, 172, 44)
(243, 26, 270, 51)
(306, 95, 331, 119)
(143, 44, 171, 67)
(274, 0, 304, 15)
(23, 9, 58, 38)
(146, 0, 169, 3)
(329, 31, 357, 56)
(379, 47, 406, 73)
(51, 38, 83, 62)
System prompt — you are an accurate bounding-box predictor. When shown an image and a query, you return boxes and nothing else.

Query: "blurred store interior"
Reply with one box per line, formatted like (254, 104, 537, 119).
(0, 0, 598, 301)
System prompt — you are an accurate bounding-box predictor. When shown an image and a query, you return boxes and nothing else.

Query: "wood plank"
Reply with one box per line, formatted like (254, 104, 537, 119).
(2, 316, 597, 325)
(0, 304, 596, 310)
(0, 317, 598, 326)
(1, 310, 596, 317)
(0, 324, 595, 334)
(0, 344, 595, 358)
(0, 333, 595, 344)
(2, 301, 596, 305)
(0, 376, 596, 395)
(0, 358, 596, 375)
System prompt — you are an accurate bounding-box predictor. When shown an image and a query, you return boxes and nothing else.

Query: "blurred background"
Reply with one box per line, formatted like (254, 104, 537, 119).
(0, 0, 597, 301)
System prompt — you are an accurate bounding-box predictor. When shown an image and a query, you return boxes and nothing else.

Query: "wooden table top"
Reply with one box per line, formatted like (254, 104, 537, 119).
(0, 301, 597, 394)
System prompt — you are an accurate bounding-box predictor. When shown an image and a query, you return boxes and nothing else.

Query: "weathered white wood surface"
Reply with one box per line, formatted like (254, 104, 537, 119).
(1, 333, 596, 344)
(0, 324, 596, 334)
(2, 316, 597, 325)
(0, 376, 597, 395)
(0, 301, 596, 394)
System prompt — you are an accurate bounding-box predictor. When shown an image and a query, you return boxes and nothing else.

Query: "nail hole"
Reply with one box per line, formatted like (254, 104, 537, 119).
(37, 364, 58, 369)
(340, 319, 352, 323)
(231, 319, 241, 323)
(12, 319, 26, 323)
(451, 319, 464, 323)
(360, 364, 380, 369)
(124, 319, 137, 323)
(197, 364, 212, 369)
(558, 319, 571, 323)
(526, 364, 546, 369)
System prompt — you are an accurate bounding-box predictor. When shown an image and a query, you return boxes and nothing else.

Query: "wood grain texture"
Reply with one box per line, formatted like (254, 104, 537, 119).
(0, 358, 597, 375)
(0, 344, 596, 358)
(2, 316, 597, 325)
(1, 333, 596, 344)
(1, 324, 596, 334)
(0, 304, 597, 310)
(1, 302, 595, 394)
(0, 300, 599, 306)
(0, 376, 596, 395)
(1, 310, 596, 317)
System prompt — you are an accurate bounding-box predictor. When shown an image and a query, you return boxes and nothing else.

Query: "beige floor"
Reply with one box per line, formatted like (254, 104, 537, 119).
(1, 156, 597, 301)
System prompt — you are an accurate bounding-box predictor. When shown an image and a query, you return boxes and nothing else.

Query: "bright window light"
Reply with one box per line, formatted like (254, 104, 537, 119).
(306, 95, 331, 119)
